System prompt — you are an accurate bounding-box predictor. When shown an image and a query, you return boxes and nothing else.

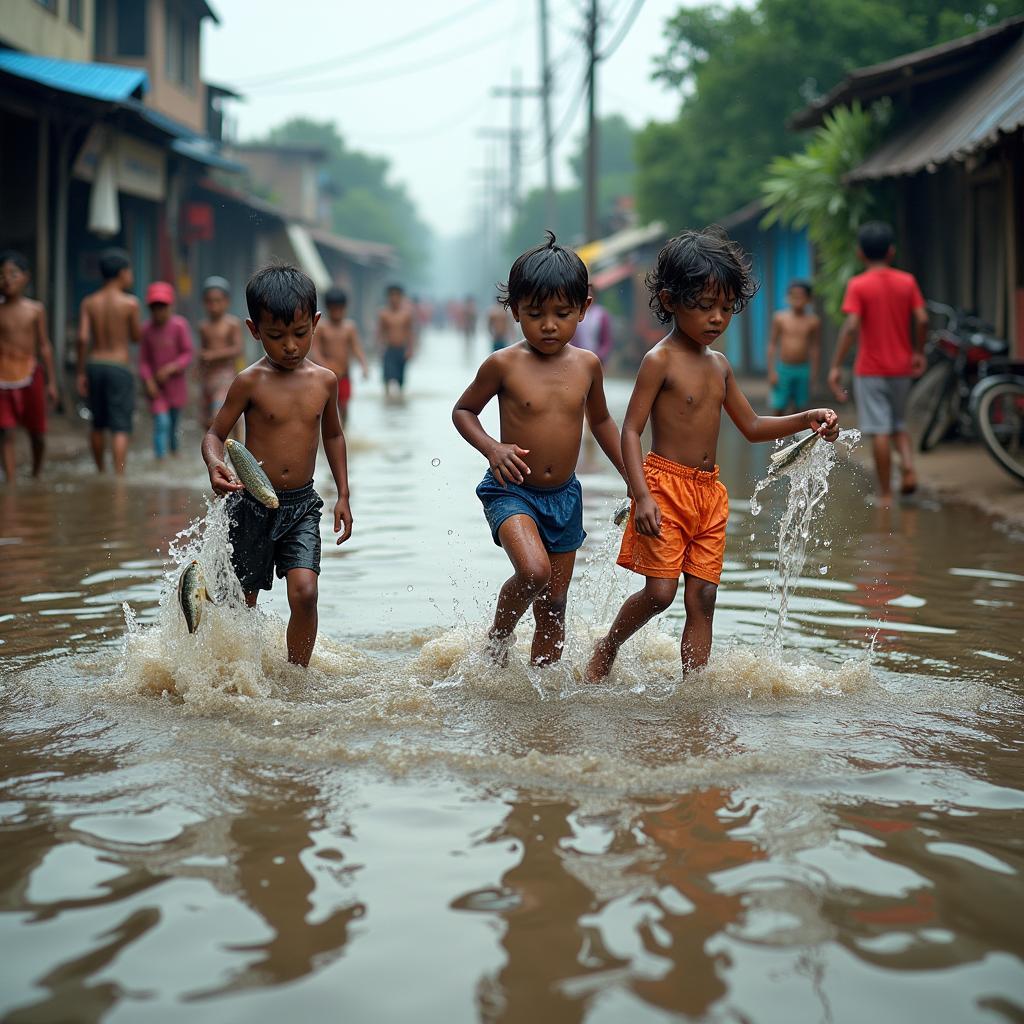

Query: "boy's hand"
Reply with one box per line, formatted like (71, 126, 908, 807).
(487, 442, 531, 486)
(634, 494, 662, 537)
(76, 371, 88, 398)
(911, 352, 927, 378)
(827, 367, 848, 403)
(46, 382, 59, 407)
(807, 407, 840, 442)
(768, 368, 778, 386)
(333, 496, 353, 544)
(208, 460, 243, 495)
(145, 378, 159, 400)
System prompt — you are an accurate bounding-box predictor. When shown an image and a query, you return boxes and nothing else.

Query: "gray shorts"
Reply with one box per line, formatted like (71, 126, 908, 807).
(854, 375, 913, 435)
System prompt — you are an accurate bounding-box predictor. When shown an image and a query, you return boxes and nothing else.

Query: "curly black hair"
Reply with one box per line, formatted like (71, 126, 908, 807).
(645, 226, 758, 325)
(498, 230, 589, 311)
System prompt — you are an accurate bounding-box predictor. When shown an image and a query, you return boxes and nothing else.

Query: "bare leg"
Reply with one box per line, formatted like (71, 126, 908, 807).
(680, 574, 718, 672)
(90, 429, 105, 472)
(530, 550, 576, 665)
(244, 591, 259, 609)
(871, 433, 892, 506)
(893, 430, 917, 493)
(285, 568, 319, 667)
(29, 432, 45, 477)
(111, 432, 129, 475)
(585, 576, 678, 682)
(490, 515, 551, 649)
(1, 431, 16, 482)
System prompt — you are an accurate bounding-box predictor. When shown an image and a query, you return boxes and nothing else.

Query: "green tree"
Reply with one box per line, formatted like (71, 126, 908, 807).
(257, 117, 431, 275)
(636, 0, 1021, 230)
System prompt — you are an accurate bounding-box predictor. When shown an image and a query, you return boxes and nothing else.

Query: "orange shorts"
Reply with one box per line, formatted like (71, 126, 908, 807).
(617, 452, 729, 584)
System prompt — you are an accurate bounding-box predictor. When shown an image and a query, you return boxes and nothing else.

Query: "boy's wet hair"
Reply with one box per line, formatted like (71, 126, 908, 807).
(325, 287, 348, 306)
(499, 231, 588, 311)
(202, 275, 231, 297)
(245, 264, 317, 326)
(646, 227, 758, 324)
(99, 248, 131, 281)
(0, 250, 30, 273)
(857, 221, 894, 261)
(387, 283, 404, 295)
(789, 279, 813, 296)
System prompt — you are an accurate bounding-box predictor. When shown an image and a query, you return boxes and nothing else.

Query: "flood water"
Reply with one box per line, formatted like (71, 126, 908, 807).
(2, 329, 1023, 1023)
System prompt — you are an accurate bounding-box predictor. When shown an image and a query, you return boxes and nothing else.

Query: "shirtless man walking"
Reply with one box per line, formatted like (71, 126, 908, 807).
(0, 251, 58, 481)
(76, 248, 142, 474)
(312, 287, 368, 426)
(377, 284, 416, 398)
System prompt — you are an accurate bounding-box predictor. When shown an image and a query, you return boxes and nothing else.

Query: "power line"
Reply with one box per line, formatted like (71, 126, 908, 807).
(233, 0, 500, 87)
(598, 0, 645, 60)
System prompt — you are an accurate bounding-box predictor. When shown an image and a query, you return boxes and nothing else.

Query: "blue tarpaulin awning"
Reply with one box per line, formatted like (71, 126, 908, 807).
(0, 51, 148, 102)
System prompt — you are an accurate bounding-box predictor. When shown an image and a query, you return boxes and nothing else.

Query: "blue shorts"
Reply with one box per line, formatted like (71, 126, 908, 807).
(475, 470, 586, 553)
(771, 361, 811, 411)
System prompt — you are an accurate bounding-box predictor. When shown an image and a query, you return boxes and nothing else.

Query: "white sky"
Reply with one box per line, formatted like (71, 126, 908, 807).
(202, 0, 690, 235)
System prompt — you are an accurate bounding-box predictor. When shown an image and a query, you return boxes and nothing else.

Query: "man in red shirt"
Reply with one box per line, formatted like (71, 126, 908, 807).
(828, 222, 928, 506)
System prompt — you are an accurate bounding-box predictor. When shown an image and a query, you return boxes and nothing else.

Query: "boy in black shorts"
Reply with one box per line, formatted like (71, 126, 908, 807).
(201, 265, 353, 666)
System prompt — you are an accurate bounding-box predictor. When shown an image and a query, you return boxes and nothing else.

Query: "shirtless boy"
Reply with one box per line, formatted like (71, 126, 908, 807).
(198, 276, 243, 428)
(76, 248, 142, 474)
(767, 280, 821, 415)
(453, 232, 627, 665)
(312, 287, 368, 425)
(486, 301, 513, 352)
(586, 228, 839, 682)
(0, 252, 58, 481)
(377, 284, 415, 397)
(201, 265, 352, 667)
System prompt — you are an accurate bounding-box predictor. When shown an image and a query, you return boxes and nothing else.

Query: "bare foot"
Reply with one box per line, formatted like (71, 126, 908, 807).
(584, 635, 618, 683)
(874, 492, 893, 509)
(900, 468, 918, 496)
(485, 631, 512, 668)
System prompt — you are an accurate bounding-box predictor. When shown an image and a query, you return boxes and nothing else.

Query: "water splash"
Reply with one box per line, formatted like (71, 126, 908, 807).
(751, 429, 861, 649)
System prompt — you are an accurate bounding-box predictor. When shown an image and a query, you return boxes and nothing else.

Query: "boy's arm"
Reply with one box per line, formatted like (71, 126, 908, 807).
(75, 300, 90, 396)
(320, 377, 352, 544)
(35, 304, 58, 405)
(766, 313, 781, 384)
(911, 306, 928, 376)
(350, 324, 369, 377)
(809, 316, 822, 387)
(452, 355, 529, 486)
(584, 357, 626, 483)
(128, 298, 142, 343)
(827, 315, 859, 402)
(620, 354, 666, 536)
(200, 376, 249, 494)
(723, 357, 839, 442)
(171, 320, 194, 375)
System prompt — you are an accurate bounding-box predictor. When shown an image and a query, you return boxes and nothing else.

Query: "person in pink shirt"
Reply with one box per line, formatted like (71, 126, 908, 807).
(571, 282, 614, 364)
(140, 281, 194, 460)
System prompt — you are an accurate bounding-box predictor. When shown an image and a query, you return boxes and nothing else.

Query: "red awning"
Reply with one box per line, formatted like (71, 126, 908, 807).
(591, 261, 635, 291)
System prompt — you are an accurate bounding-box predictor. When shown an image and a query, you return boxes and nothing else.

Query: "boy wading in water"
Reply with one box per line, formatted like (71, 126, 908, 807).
(311, 287, 368, 426)
(198, 277, 244, 431)
(586, 229, 840, 682)
(201, 265, 353, 667)
(453, 233, 627, 665)
(0, 251, 58, 481)
(377, 284, 415, 398)
(77, 248, 142, 474)
(767, 280, 821, 415)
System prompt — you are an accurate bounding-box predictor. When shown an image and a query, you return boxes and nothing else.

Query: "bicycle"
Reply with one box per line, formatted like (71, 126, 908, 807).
(970, 361, 1024, 484)
(906, 302, 1008, 451)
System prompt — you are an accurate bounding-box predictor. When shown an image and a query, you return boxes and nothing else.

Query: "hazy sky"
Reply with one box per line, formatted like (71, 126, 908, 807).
(202, 0, 691, 235)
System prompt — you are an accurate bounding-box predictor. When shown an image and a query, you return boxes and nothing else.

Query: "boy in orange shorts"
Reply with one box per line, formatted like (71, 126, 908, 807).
(586, 228, 840, 681)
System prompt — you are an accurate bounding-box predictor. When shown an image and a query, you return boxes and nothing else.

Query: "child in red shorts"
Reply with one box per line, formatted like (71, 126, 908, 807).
(586, 228, 840, 681)
(0, 251, 58, 481)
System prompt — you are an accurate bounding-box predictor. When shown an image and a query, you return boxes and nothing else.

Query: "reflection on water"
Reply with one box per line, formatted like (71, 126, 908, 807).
(1, 329, 1023, 1022)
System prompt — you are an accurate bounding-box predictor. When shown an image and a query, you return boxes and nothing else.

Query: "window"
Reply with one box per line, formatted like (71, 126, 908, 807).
(165, 7, 197, 92)
(68, 0, 83, 29)
(115, 0, 146, 57)
(36, 0, 57, 12)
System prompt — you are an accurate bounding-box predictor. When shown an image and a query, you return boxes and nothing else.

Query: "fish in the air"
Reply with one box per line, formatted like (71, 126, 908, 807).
(225, 438, 279, 508)
(769, 430, 821, 473)
(178, 560, 209, 634)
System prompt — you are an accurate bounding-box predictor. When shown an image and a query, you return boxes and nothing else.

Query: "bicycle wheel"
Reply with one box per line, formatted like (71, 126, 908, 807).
(975, 379, 1024, 484)
(907, 362, 954, 451)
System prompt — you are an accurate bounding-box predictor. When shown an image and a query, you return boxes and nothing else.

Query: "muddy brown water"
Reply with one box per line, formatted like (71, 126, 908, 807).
(1, 330, 1022, 1023)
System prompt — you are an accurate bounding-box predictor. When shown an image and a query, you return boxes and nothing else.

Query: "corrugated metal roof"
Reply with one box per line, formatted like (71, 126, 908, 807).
(0, 52, 148, 102)
(849, 34, 1024, 181)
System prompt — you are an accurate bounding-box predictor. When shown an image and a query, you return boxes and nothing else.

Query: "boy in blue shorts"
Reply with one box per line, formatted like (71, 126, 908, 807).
(453, 232, 627, 665)
(766, 280, 820, 415)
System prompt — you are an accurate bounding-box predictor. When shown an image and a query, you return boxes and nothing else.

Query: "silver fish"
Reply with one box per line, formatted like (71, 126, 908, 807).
(612, 496, 632, 528)
(225, 439, 279, 509)
(178, 560, 209, 634)
(769, 430, 820, 473)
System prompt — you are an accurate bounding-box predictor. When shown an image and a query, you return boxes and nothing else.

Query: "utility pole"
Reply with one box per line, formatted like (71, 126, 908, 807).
(584, 0, 599, 243)
(492, 68, 543, 219)
(538, 0, 556, 232)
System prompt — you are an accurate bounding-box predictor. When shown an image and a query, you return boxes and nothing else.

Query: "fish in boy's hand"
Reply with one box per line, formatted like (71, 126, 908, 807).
(613, 497, 631, 528)
(769, 430, 820, 473)
(178, 560, 209, 634)
(225, 438, 279, 508)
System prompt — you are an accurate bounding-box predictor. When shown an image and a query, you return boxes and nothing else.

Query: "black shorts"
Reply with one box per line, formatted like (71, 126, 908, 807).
(86, 361, 135, 433)
(383, 346, 407, 385)
(227, 481, 323, 593)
